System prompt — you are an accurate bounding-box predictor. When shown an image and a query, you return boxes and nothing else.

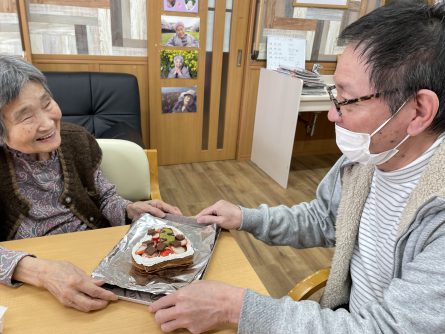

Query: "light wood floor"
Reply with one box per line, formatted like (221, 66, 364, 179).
(158, 154, 340, 298)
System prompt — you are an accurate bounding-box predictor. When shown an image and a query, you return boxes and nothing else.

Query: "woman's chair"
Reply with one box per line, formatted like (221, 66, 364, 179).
(44, 72, 144, 147)
(288, 267, 331, 301)
(96, 139, 161, 201)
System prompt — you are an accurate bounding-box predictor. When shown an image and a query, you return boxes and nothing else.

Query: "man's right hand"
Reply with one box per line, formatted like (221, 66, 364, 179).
(13, 256, 117, 312)
(195, 200, 242, 230)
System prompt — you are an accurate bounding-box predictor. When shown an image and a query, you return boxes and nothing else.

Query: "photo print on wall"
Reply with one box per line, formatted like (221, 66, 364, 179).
(161, 86, 197, 113)
(160, 49, 198, 79)
(161, 15, 200, 48)
(164, 0, 199, 13)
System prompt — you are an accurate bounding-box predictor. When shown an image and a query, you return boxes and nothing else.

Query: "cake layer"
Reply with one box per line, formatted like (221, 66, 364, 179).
(132, 254, 194, 274)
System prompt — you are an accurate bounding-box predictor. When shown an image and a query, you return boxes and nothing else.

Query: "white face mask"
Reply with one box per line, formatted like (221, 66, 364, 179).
(335, 101, 410, 165)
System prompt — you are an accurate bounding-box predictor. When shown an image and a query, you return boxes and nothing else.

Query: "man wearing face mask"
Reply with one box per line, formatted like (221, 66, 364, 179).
(148, 2, 445, 334)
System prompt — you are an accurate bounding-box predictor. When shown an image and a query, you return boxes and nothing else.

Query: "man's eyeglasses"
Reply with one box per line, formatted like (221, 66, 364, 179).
(326, 85, 382, 117)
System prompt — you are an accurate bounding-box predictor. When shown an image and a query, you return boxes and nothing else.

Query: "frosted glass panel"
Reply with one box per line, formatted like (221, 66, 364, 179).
(26, 0, 147, 56)
(206, 4, 214, 52)
(223, 12, 231, 52)
(0, 1, 23, 56)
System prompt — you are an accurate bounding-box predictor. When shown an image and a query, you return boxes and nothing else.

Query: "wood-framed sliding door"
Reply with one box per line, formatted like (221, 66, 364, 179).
(148, 0, 250, 165)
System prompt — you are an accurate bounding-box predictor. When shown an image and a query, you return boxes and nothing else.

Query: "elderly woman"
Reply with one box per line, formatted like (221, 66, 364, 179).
(172, 90, 197, 113)
(167, 55, 191, 79)
(0, 55, 181, 312)
(166, 21, 198, 48)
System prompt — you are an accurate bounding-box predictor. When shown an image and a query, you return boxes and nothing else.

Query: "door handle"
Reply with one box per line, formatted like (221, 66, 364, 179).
(237, 49, 243, 67)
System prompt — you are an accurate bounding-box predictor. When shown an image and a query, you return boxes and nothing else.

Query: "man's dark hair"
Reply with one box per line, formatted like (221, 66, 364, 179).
(338, 1, 445, 133)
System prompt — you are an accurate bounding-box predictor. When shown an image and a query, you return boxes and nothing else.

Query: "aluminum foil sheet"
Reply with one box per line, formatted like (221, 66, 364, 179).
(92, 213, 220, 304)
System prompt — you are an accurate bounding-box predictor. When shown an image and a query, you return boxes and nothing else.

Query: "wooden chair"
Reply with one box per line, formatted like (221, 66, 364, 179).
(288, 267, 331, 301)
(145, 148, 161, 200)
(96, 139, 162, 201)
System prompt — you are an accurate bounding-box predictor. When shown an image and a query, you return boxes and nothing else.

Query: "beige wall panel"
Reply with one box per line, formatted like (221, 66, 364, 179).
(251, 69, 303, 188)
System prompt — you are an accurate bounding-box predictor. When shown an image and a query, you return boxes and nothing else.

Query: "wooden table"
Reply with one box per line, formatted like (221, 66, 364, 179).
(0, 226, 268, 333)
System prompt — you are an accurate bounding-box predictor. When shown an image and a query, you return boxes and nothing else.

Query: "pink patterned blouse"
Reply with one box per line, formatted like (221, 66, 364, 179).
(0, 147, 130, 286)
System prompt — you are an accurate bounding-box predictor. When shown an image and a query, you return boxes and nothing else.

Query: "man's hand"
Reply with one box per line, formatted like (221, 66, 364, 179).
(126, 199, 182, 220)
(195, 200, 242, 230)
(149, 280, 245, 333)
(13, 256, 117, 312)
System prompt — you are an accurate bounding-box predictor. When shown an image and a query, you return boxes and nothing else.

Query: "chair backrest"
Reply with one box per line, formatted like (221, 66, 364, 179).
(44, 72, 143, 146)
(97, 139, 151, 202)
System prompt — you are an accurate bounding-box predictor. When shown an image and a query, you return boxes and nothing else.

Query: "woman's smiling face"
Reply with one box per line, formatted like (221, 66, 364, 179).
(2, 81, 62, 160)
(175, 25, 185, 38)
(183, 95, 192, 105)
(175, 57, 183, 68)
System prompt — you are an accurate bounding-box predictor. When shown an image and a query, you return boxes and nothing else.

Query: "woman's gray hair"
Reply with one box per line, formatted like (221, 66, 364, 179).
(0, 55, 51, 144)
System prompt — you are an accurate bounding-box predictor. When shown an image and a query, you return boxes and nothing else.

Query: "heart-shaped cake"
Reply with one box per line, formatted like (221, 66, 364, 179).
(131, 225, 194, 274)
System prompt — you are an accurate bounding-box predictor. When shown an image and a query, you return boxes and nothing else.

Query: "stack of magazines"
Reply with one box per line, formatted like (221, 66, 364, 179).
(274, 65, 327, 95)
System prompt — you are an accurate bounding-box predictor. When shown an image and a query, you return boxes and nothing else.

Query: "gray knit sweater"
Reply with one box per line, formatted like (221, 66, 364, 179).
(238, 140, 445, 333)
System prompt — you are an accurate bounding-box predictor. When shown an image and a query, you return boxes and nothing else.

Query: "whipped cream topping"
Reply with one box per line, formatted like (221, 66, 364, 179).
(132, 223, 194, 267)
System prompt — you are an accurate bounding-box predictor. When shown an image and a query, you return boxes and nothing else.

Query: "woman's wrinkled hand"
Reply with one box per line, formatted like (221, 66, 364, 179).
(126, 199, 182, 220)
(14, 256, 117, 312)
